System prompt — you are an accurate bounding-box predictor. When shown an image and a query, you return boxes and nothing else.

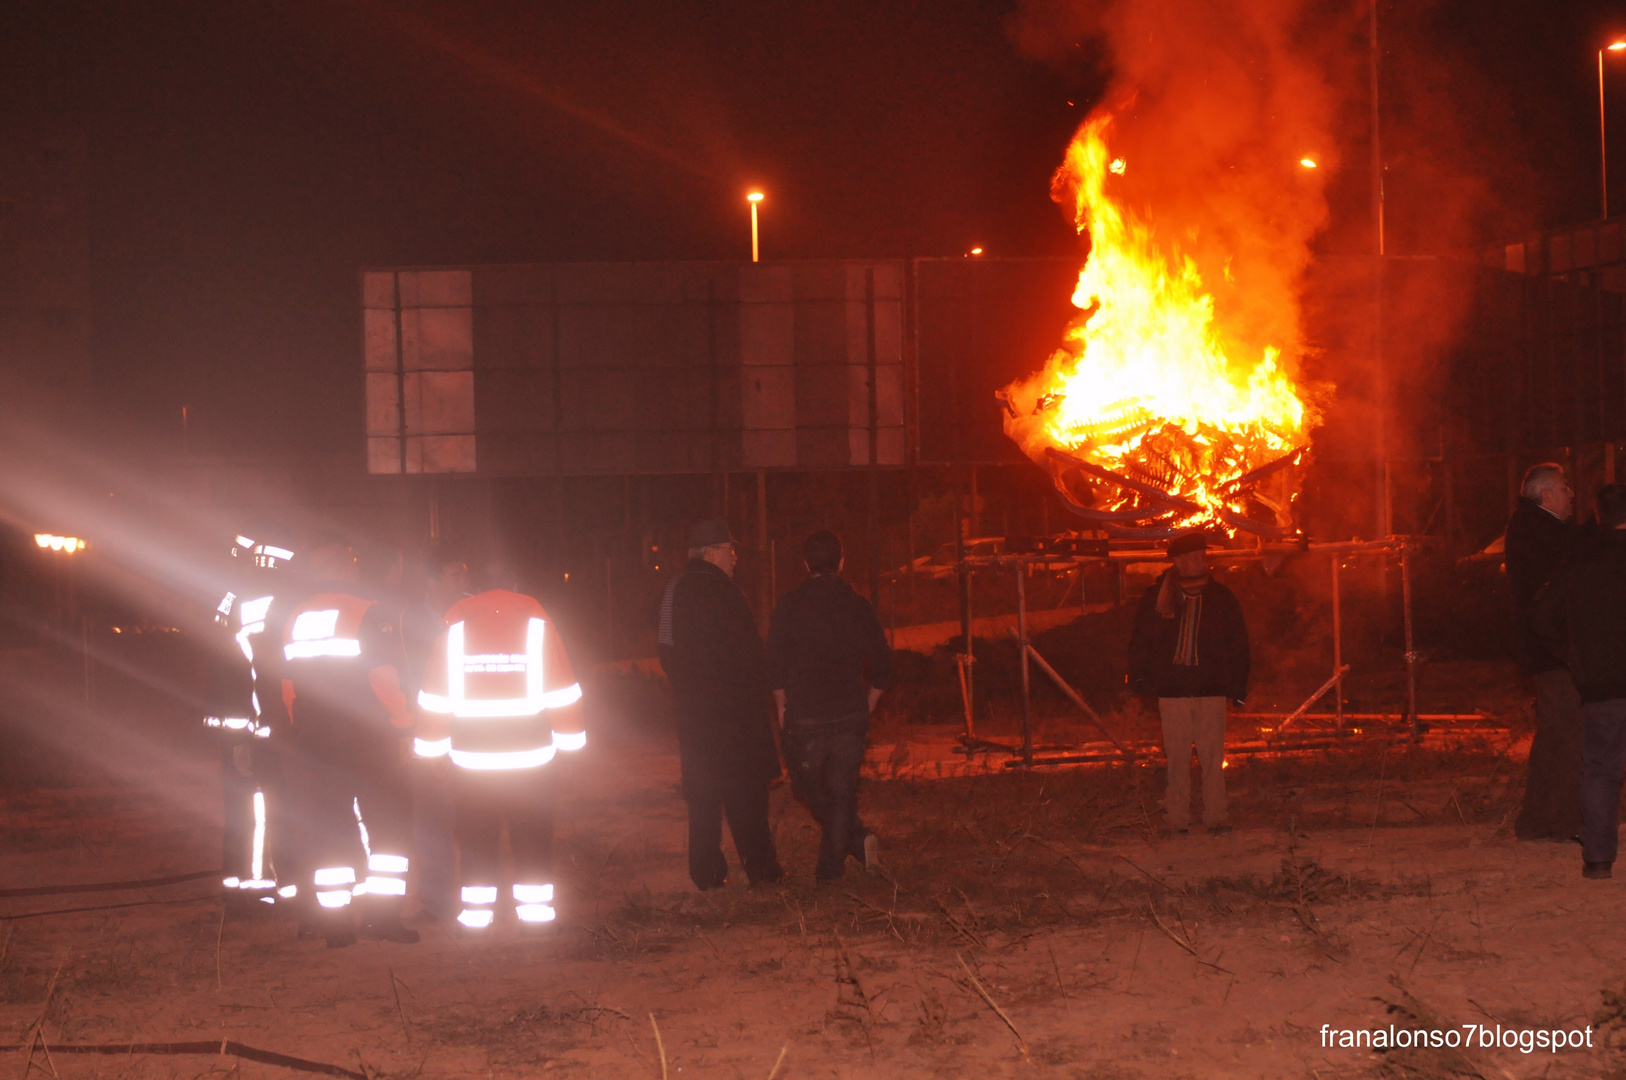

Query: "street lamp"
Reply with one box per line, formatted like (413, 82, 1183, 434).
(746, 191, 764, 263)
(1601, 41, 1626, 219)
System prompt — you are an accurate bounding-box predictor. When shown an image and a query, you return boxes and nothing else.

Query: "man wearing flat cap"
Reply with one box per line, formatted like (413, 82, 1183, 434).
(656, 519, 785, 889)
(1128, 531, 1250, 836)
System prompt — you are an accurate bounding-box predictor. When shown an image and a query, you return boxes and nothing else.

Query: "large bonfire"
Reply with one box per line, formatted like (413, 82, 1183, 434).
(1000, 110, 1320, 540)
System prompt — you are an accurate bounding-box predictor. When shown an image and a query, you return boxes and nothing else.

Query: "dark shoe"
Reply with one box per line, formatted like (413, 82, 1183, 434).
(360, 918, 421, 944)
(693, 876, 728, 891)
(1584, 861, 1613, 879)
(747, 864, 786, 887)
(1157, 826, 1189, 837)
(325, 930, 357, 949)
(1208, 824, 1233, 836)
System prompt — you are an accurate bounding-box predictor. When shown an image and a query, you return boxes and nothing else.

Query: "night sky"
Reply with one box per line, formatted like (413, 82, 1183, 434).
(3, 0, 1624, 460)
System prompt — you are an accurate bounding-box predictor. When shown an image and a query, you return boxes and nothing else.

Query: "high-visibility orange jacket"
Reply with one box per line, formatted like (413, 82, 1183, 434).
(279, 587, 412, 752)
(414, 589, 584, 770)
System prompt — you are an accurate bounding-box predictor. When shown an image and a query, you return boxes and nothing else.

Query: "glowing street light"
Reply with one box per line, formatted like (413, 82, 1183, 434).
(35, 534, 87, 554)
(967, 246, 984, 257)
(1299, 157, 1319, 169)
(1600, 41, 1626, 218)
(746, 191, 764, 263)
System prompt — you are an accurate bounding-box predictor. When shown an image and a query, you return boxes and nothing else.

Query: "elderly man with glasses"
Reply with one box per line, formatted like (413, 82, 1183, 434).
(1508, 462, 1583, 844)
(657, 519, 784, 890)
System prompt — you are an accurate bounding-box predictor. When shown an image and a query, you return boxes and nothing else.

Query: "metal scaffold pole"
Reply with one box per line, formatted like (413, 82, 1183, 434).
(1016, 563, 1033, 766)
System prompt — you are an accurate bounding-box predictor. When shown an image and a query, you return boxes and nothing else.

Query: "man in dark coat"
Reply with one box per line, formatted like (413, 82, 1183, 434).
(657, 519, 784, 889)
(1128, 531, 1249, 836)
(767, 530, 893, 881)
(1535, 483, 1626, 878)
(1506, 462, 1582, 842)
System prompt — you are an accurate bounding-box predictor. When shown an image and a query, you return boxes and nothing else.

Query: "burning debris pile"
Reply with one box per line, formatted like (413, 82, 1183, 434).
(1000, 111, 1321, 540)
(1000, 0, 1340, 542)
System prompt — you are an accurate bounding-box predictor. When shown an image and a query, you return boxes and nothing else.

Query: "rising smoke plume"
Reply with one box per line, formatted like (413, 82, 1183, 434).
(1011, 0, 1340, 381)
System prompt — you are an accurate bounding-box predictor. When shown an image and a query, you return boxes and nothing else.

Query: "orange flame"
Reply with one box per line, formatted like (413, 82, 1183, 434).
(1001, 111, 1321, 533)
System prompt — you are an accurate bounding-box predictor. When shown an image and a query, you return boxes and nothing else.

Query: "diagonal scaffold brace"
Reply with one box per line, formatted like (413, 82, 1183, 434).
(1007, 628, 1135, 764)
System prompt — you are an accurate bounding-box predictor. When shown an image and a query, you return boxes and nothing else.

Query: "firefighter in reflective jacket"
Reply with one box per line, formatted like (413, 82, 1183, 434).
(204, 534, 293, 906)
(280, 536, 418, 947)
(415, 567, 585, 933)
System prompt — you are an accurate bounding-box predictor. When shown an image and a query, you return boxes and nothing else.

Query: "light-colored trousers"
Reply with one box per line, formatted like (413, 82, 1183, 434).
(1158, 696, 1228, 829)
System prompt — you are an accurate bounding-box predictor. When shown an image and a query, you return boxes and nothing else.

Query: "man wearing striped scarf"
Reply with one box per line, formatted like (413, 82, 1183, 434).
(1128, 532, 1251, 836)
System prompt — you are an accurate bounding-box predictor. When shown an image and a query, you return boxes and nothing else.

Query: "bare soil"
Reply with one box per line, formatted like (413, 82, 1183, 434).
(3, 659, 1623, 1079)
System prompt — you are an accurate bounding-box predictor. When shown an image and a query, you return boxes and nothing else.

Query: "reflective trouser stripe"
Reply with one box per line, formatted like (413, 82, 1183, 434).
(356, 853, 408, 898)
(458, 883, 498, 929)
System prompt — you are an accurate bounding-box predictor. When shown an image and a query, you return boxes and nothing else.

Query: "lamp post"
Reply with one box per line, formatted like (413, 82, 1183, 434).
(1601, 41, 1626, 219)
(746, 191, 764, 262)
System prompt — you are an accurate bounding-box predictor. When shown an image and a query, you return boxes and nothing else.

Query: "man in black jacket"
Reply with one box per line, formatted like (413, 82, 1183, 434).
(767, 530, 893, 881)
(1128, 532, 1249, 836)
(1535, 484, 1626, 879)
(1506, 462, 1582, 843)
(657, 520, 784, 890)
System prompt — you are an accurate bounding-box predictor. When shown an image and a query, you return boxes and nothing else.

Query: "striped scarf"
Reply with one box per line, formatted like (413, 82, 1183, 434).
(1173, 592, 1203, 667)
(1156, 571, 1209, 667)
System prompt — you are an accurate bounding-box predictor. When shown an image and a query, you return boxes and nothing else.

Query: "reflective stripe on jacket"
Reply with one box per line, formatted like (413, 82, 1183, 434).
(415, 589, 584, 770)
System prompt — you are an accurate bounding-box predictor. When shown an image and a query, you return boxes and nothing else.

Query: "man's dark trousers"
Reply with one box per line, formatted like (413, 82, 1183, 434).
(685, 769, 778, 889)
(1581, 698, 1626, 864)
(1516, 668, 1584, 841)
(783, 710, 869, 879)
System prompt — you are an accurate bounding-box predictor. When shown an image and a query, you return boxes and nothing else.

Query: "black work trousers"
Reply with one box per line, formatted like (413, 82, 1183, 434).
(683, 765, 780, 889)
(452, 764, 556, 889)
(221, 744, 257, 881)
(221, 741, 282, 887)
(283, 735, 411, 886)
(1516, 668, 1584, 841)
(783, 710, 870, 879)
(1581, 698, 1626, 864)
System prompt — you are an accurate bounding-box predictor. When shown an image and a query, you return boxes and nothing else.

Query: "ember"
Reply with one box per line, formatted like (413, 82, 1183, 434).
(1000, 110, 1324, 539)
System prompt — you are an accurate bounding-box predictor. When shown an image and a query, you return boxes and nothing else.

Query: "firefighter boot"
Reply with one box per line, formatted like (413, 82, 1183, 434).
(358, 896, 420, 944)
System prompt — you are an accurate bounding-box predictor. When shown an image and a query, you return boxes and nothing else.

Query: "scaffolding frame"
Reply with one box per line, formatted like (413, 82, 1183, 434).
(952, 536, 1452, 767)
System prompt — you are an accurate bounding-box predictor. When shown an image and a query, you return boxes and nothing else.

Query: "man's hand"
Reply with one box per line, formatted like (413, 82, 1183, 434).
(867, 687, 883, 714)
(773, 689, 787, 728)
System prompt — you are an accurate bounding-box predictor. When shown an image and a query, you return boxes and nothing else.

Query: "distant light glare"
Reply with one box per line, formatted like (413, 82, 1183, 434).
(35, 534, 86, 553)
(1299, 158, 1318, 169)
(746, 191, 764, 203)
(1610, 42, 1626, 51)
(969, 247, 984, 256)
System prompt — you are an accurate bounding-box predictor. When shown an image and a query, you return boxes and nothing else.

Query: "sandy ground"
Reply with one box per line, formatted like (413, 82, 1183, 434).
(3, 684, 1624, 1079)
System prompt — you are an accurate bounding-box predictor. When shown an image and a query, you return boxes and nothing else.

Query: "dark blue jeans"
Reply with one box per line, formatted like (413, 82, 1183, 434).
(783, 710, 870, 879)
(1581, 698, 1626, 864)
